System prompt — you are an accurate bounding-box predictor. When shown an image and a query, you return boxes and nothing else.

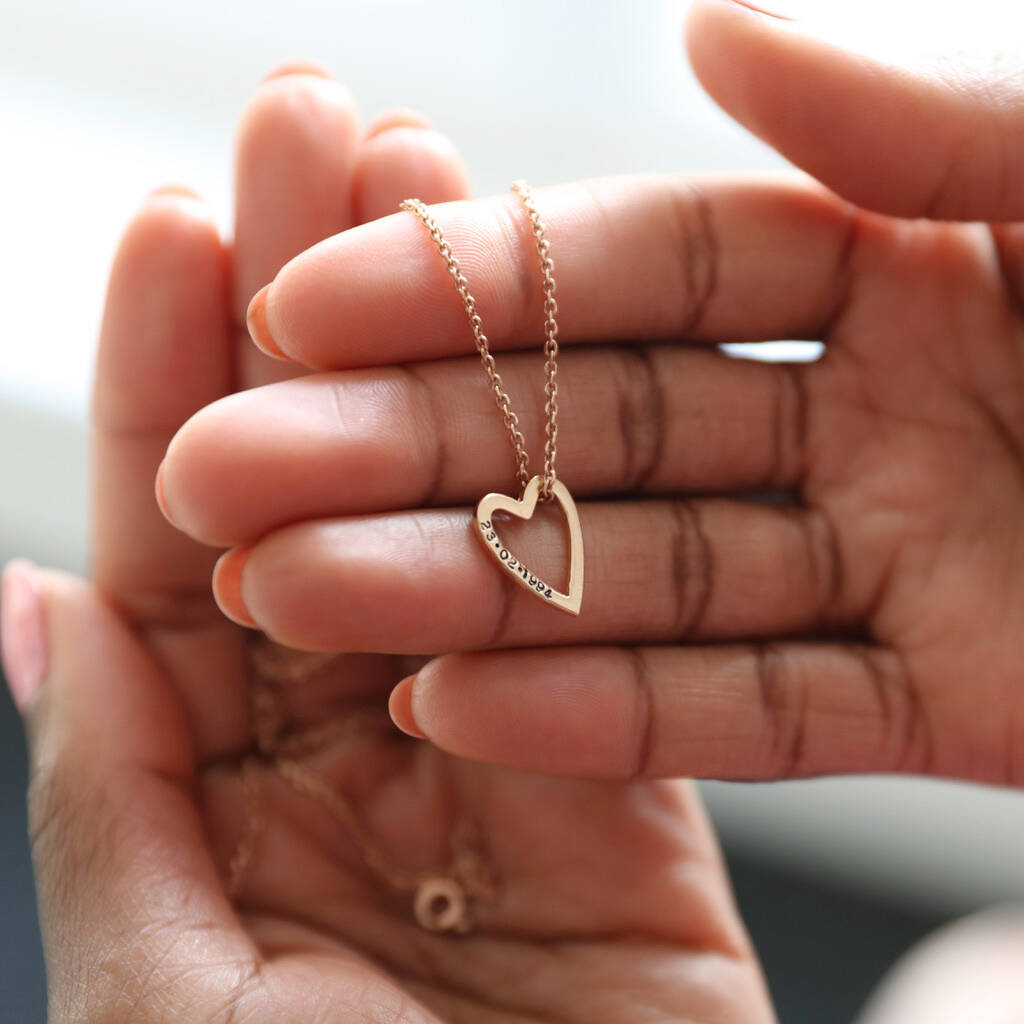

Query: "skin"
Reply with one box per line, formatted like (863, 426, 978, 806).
(21, 59, 773, 1024)
(856, 906, 1024, 1024)
(158, 2, 1024, 792)
(20, 1, 1024, 1020)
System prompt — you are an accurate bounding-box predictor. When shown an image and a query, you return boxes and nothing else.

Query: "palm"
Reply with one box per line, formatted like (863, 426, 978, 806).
(799, 217, 1024, 783)
(181, 630, 767, 1022)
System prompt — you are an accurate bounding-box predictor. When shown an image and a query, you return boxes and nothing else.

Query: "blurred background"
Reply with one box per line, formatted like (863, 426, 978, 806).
(3, 1, 1024, 1021)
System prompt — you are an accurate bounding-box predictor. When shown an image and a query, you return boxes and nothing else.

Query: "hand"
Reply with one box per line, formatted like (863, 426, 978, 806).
(160, 1, 1024, 788)
(3, 67, 773, 1022)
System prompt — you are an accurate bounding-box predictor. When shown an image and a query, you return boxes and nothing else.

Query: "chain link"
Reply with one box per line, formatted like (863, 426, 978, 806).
(400, 181, 561, 499)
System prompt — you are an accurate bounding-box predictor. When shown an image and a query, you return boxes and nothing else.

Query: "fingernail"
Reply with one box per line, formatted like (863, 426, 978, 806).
(261, 60, 333, 83)
(364, 109, 432, 141)
(1, 560, 48, 713)
(389, 675, 427, 739)
(246, 285, 289, 361)
(154, 462, 175, 525)
(147, 183, 202, 201)
(213, 547, 259, 629)
(727, 0, 793, 19)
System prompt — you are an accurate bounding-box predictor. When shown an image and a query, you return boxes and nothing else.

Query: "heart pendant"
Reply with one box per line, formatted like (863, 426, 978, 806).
(475, 475, 584, 615)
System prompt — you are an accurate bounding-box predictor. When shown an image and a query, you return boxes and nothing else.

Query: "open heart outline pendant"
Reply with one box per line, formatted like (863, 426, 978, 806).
(475, 475, 584, 616)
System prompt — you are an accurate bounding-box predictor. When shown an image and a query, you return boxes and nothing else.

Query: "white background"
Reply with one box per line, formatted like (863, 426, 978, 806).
(3, 0, 1024, 916)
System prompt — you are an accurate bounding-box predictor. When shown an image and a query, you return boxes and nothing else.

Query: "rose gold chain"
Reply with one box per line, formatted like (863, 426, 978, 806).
(225, 637, 497, 933)
(400, 180, 561, 500)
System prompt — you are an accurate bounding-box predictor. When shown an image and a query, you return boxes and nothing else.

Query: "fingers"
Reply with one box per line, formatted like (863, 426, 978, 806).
(389, 641, 926, 781)
(353, 120, 471, 223)
(232, 69, 361, 389)
(160, 347, 807, 546)
(16, 569, 254, 1015)
(90, 191, 251, 758)
(92, 190, 232, 628)
(245, 174, 857, 370)
(233, 69, 472, 389)
(205, 498, 847, 653)
(686, 0, 1024, 221)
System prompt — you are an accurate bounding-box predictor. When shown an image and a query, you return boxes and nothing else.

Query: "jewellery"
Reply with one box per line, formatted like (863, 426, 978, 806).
(400, 181, 584, 615)
(226, 637, 497, 935)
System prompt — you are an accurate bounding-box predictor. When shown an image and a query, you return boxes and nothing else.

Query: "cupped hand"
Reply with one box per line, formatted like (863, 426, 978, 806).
(9, 66, 772, 1022)
(160, 2, 1024, 788)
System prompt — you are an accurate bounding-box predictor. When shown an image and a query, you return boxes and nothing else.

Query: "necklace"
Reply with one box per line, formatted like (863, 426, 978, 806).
(226, 637, 498, 934)
(400, 181, 584, 615)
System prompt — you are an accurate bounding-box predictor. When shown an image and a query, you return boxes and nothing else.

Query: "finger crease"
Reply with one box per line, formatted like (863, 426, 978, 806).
(617, 346, 665, 491)
(891, 649, 934, 775)
(670, 181, 719, 337)
(990, 224, 1024, 321)
(491, 198, 540, 345)
(769, 364, 809, 489)
(115, 582, 225, 631)
(399, 363, 447, 507)
(626, 647, 655, 779)
(920, 133, 972, 221)
(669, 500, 714, 640)
(802, 506, 845, 626)
(754, 642, 808, 779)
(820, 204, 863, 335)
(484, 572, 517, 649)
(214, 959, 267, 1024)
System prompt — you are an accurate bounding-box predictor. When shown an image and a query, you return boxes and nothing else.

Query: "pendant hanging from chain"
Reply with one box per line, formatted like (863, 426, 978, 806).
(400, 182, 584, 615)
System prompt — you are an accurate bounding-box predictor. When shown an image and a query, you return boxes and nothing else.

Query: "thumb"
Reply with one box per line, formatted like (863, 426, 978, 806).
(0, 561, 254, 1018)
(686, 0, 1024, 221)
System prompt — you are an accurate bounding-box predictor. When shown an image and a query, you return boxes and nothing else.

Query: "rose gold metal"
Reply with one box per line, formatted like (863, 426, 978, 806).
(414, 877, 470, 934)
(476, 476, 584, 616)
(399, 195, 533, 495)
(401, 181, 584, 613)
(511, 180, 561, 500)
